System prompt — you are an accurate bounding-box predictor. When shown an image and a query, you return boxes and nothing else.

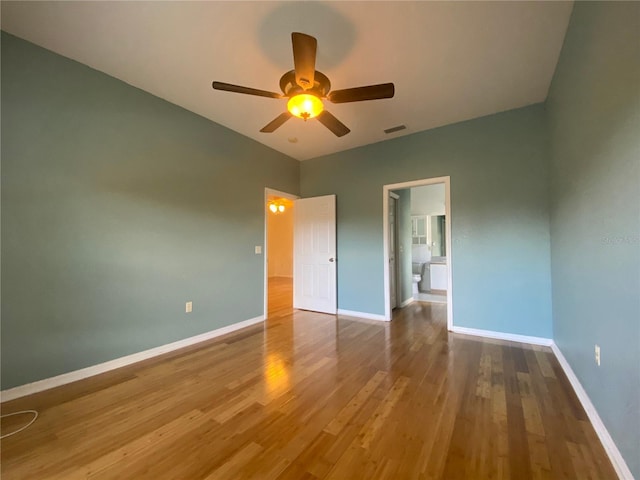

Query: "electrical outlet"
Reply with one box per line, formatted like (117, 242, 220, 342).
(255, 246, 262, 254)
(185, 301, 193, 313)
(595, 344, 601, 366)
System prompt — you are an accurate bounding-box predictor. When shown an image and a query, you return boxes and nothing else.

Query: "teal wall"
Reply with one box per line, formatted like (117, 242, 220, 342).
(1, 33, 299, 389)
(546, 2, 640, 477)
(301, 105, 553, 338)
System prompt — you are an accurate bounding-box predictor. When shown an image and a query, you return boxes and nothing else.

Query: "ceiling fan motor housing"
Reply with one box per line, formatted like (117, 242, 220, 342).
(280, 70, 331, 99)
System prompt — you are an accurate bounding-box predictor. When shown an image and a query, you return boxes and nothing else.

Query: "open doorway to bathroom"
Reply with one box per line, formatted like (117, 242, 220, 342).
(264, 188, 297, 319)
(408, 183, 447, 304)
(383, 177, 453, 329)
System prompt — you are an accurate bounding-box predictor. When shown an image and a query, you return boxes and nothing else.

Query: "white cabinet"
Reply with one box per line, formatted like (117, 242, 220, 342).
(411, 216, 427, 245)
(430, 264, 447, 290)
(412, 215, 446, 257)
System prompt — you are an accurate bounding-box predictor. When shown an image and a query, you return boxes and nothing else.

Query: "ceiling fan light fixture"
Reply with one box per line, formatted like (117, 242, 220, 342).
(287, 93, 323, 120)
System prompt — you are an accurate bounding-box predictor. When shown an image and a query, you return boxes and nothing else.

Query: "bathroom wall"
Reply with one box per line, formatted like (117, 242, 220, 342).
(267, 205, 294, 278)
(1, 33, 299, 389)
(410, 183, 445, 216)
(546, 2, 640, 476)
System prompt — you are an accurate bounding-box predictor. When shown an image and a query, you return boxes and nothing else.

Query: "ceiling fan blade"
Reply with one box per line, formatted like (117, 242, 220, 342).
(328, 83, 395, 103)
(292, 32, 317, 90)
(260, 112, 292, 133)
(317, 111, 350, 137)
(212, 81, 282, 99)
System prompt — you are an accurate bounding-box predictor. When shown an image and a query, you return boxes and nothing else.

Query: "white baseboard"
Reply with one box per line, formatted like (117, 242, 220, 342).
(550, 343, 633, 480)
(399, 297, 414, 308)
(337, 309, 389, 322)
(1, 315, 265, 403)
(450, 326, 553, 346)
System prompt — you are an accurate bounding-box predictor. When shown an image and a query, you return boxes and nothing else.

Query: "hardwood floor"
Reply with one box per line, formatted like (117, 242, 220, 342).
(268, 276, 294, 319)
(1, 281, 617, 479)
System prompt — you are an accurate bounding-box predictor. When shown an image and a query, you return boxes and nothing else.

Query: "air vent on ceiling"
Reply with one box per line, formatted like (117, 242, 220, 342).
(384, 125, 407, 134)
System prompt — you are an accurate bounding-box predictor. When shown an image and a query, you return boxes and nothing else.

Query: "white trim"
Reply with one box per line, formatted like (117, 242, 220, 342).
(399, 297, 414, 308)
(451, 326, 553, 346)
(1, 315, 265, 403)
(264, 187, 299, 318)
(337, 309, 388, 322)
(383, 176, 453, 330)
(551, 343, 634, 480)
(444, 179, 453, 330)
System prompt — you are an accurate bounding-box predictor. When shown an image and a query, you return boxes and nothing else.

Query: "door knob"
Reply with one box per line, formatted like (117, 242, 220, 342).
(329, 258, 335, 262)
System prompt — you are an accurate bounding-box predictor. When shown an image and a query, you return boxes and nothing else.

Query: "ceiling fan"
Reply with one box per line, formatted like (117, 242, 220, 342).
(212, 32, 395, 137)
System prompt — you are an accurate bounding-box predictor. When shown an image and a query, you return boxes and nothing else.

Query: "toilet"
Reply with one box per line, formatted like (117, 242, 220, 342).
(412, 263, 423, 297)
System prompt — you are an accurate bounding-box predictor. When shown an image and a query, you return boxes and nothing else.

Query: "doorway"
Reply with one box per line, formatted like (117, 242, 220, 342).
(264, 188, 297, 319)
(264, 189, 338, 319)
(383, 177, 453, 329)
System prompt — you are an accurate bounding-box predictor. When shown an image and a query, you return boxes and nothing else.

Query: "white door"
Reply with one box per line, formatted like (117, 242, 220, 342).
(293, 195, 337, 314)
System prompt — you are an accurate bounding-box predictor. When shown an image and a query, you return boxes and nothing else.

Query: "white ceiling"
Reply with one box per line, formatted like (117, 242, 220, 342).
(1, 1, 573, 161)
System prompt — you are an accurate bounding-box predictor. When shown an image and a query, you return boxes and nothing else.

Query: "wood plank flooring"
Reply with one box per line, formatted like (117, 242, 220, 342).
(1, 279, 617, 479)
(268, 276, 294, 319)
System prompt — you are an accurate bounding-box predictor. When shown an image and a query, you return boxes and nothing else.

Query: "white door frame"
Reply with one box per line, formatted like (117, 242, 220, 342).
(382, 176, 453, 329)
(264, 187, 299, 318)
